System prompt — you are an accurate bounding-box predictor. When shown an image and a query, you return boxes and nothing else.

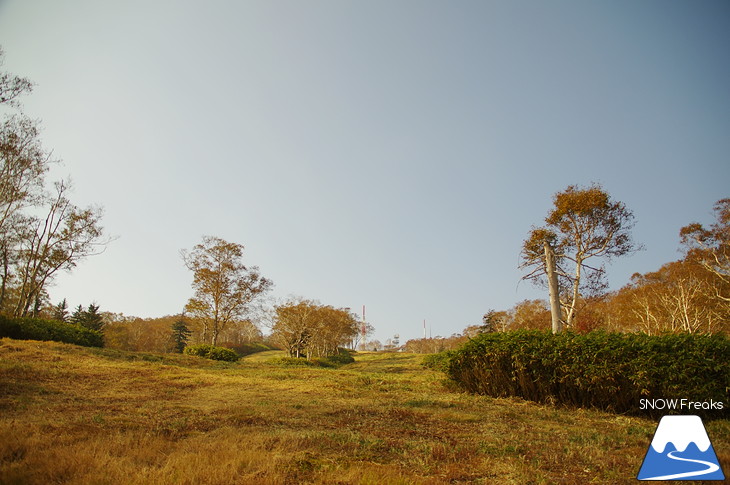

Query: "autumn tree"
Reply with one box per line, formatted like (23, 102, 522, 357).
(181, 236, 272, 347)
(680, 198, 730, 313)
(271, 300, 313, 357)
(271, 299, 358, 358)
(0, 47, 32, 107)
(217, 319, 263, 347)
(613, 262, 724, 335)
(520, 184, 639, 332)
(505, 299, 552, 331)
(12, 180, 106, 317)
(308, 304, 359, 357)
(104, 314, 184, 353)
(481, 309, 507, 333)
(602, 201, 730, 336)
(0, 48, 108, 316)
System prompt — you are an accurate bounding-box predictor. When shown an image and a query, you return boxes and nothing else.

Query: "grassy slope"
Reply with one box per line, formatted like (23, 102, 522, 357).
(0, 339, 727, 484)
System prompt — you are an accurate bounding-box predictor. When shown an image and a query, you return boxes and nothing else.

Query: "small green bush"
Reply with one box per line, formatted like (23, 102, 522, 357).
(443, 330, 730, 418)
(422, 350, 456, 372)
(0, 315, 103, 347)
(323, 348, 356, 365)
(183, 344, 239, 362)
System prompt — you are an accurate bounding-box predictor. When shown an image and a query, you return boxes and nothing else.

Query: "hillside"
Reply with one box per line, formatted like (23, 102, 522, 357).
(0, 338, 727, 484)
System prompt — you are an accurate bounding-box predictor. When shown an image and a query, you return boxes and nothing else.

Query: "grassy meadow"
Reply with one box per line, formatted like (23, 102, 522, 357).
(1, 338, 728, 484)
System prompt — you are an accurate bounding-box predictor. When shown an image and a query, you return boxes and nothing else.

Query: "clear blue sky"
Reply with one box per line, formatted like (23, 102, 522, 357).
(1, 1, 728, 343)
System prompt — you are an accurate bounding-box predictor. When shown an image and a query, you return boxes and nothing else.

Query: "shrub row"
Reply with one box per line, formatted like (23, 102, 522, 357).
(0, 315, 103, 347)
(442, 330, 729, 418)
(276, 348, 356, 368)
(183, 344, 240, 362)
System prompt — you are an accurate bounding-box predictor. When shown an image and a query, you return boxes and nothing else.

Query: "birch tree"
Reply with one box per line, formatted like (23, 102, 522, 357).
(12, 180, 106, 317)
(181, 236, 272, 346)
(680, 198, 730, 312)
(520, 184, 639, 331)
(0, 47, 33, 107)
(271, 299, 359, 358)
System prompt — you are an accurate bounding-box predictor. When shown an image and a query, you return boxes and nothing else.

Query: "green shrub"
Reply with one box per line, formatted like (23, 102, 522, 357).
(443, 330, 730, 418)
(183, 344, 239, 362)
(0, 315, 103, 347)
(422, 350, 456, 372)
(322, 348, 355, 365)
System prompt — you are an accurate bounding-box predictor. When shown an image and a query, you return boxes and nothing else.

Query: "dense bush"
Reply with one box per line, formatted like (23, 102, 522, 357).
(422, 350, 456, 372)
(322, 348, 356, 365)
(443, 330, 729, 418)
(0, 315, 103, 347)
(183, 344, 239, 362)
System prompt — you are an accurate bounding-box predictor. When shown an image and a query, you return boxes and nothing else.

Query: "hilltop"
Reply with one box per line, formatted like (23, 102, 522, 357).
(1, 338, 727, 484)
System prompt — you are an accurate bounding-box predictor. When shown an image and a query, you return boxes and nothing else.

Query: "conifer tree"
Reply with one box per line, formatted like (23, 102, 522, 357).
(52, 299, 69, 322)
(171, 317, 191, 353)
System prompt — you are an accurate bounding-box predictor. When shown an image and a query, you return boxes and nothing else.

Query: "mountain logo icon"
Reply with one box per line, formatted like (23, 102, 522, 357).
(637, 415, 725, 481)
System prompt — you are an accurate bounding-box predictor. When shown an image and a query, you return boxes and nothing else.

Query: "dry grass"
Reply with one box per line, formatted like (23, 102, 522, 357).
(0, 338, 727, 484)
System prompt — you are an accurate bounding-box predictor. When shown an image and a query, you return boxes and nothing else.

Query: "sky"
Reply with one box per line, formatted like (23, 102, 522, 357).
(0, 1, 728, 344)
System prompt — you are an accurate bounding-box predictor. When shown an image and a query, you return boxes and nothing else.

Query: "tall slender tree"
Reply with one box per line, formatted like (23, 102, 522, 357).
(171, 314, 192, 353)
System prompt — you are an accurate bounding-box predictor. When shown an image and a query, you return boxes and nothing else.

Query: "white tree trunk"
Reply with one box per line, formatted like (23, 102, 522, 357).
(544, 240, 562, 333)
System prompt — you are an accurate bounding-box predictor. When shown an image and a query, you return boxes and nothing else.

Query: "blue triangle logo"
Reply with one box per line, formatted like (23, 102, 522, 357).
(637, 415, 725, 481)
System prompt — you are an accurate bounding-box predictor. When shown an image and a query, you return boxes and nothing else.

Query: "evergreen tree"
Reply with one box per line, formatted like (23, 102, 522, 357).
(81, 303, 104, 331)
(52, 299, 69, 322)
(171, 317, 191, 353)
(69, 304, 85, 325)
(68, 303, 104, 331)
